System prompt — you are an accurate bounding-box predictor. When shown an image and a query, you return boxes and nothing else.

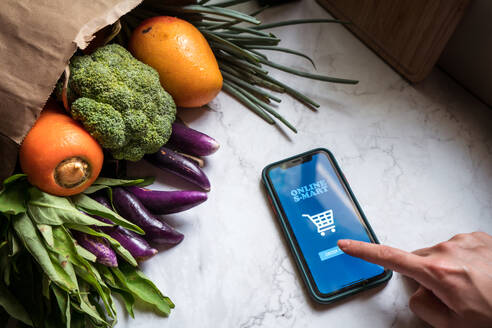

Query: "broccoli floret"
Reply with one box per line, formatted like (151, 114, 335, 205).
(58, 44, 176, 161)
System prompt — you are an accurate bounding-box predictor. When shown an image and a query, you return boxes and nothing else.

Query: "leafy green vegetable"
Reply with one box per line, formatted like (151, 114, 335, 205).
(37, 224, 54, 248)
(75, 245, 97, 263)
(52, 285, 71, 327)
(12, 213, 77, 292)
(73, 293, 107, 326)
(7, 230, 20, 257)
(74, 265, 115, 320)
(27, 188, 111, 227)
(93, 176, 155, 188)
(2, 174, 27, 187)
(0, 175, 174, 325)
(97, 265, 136, 317)
(71, 193, 144, 234)
(50, 226, 90, 269)
(58, 44, 176, 161)
(112, 262, 174, 316)
(83, 176, 154, 194)
(0, 179, 28, 215)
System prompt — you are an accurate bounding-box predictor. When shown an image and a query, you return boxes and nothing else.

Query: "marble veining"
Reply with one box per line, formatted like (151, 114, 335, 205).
(118, 1, 492, 327)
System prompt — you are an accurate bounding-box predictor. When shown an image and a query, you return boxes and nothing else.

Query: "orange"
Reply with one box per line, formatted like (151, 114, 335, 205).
(19, 100, 103, 196)
(129, 16, 223, 108)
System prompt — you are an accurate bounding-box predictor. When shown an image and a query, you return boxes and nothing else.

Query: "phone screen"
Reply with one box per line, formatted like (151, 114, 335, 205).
(267, 150, 385, 296)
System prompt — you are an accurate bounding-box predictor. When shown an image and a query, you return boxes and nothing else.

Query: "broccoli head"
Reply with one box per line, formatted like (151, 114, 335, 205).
(58, 44, 176, 161)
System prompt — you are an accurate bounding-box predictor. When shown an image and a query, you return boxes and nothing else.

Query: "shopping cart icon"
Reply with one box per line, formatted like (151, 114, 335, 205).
(302, 210, 335, 236)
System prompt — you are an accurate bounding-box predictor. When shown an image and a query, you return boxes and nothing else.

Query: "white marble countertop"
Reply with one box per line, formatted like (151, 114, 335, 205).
(120, 1, 492, 327)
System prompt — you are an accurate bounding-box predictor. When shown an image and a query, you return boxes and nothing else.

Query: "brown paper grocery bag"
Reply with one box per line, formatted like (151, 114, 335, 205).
(0, 0, 142, 181)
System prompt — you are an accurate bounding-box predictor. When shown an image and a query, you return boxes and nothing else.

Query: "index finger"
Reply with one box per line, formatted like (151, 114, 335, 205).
(338, 239, 434, 289)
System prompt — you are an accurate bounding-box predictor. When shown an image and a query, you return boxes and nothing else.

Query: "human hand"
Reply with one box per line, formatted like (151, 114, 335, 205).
(337, 232, 492, 328)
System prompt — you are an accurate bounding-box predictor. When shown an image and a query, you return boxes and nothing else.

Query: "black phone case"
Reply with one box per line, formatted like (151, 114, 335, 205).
(261, 148, 392, 304)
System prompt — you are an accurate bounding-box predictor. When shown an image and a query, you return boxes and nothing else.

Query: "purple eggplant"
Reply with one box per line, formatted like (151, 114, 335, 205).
(72, 230, 118, 267)
(90, 195, 158, 261)
(112, 188, 184, 245)
(168, 122, 220, 157)
(107, 227, 158, 261)
(126, 186, 207, 214)
(145, 146, 211, 191)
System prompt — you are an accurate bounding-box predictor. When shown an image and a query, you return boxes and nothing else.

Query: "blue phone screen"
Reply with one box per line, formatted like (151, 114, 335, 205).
(268, 152, 384, 295)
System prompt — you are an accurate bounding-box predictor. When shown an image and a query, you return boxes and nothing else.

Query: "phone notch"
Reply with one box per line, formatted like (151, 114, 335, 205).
(283, 154, 312, 169)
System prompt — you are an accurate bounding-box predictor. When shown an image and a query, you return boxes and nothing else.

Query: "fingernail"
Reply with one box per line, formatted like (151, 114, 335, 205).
(338, 239, 350, 251)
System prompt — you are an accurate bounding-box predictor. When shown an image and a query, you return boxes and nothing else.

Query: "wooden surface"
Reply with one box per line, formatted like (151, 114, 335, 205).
(316, 0, 471, 82)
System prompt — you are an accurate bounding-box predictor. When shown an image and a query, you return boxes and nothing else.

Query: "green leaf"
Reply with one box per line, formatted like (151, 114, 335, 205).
(112, 262, 174, 316)
(74, 279, 108, 326)
(70, 312, 87, 328)
(135, 176, 155, 187)
(42, 274, 51, 299)
(74, 265, 115, 320)
(7, 230, 20, 257)
(48, 224, 115, 319)
(91, 177, 150, 187)
(2, 174, 27, 187)
(38, 224, 54, 247)
(71, 194, 144, 234)
(98, 263, 133, 317)
(0, 281, 32, 325)
(0, 179, 28, 215)
(3, 261, 10, 286)
(112, 287, 135, 318)
(83, 176, 154, 194)
(27, 187, 111, 227)
(68, 225, 137, 267)
(82, 184, 108, 194)
(12, 213, 77, 292)
(72, 297, 107, 326)
(51, 252, 79, 292)
(76, 245, 97, 263)
(49, 226, 88, 268)
(52, 285, 71, 327)
(97, 265, 116, 286)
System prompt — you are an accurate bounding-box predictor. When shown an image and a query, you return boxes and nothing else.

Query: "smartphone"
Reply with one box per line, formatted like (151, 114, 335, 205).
(262, 148, 392, 304)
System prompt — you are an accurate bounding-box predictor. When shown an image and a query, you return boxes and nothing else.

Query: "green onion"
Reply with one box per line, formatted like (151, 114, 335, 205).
(237, 87, 297, 133)
(244, 45, 316, 69)
(252, 18, 349, 30)
(258, 57, 358, 84)
(207, 31, 280, 44)
(205, 6, 269, 31)
(220, 69, 282, 103)
(146, 4, 261, 24)
(207, 0, 253, 8)
(215, 52, 269, 74)
(258, 73, 320, 108)
(202, 31, 259, 63)
(218, 26, 273, 37)
(222, 82, 275, 124)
